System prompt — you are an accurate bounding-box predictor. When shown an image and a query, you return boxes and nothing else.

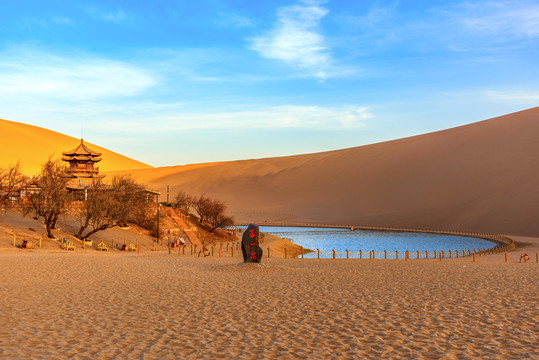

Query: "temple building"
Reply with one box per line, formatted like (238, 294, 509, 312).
(62, 139, 105, 191)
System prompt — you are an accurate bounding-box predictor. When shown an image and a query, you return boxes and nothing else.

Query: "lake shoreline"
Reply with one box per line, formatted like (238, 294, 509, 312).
(253, 225, 510, 259)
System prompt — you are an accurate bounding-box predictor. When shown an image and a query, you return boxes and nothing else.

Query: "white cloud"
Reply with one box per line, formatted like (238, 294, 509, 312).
(216, 12, 254, 28)
(0, 48, 156, 101)
(249, 1, 339, 79)
(484, 90, 539, 105)
(424, 0, 539, 51)
(84, 105, 372, 133)
(0, 46, 371, 139)
(83, 6, 133, 25)
(456, 1, 539, 39)
(52, 17, 74, 25)
(340, 1, 539, 55)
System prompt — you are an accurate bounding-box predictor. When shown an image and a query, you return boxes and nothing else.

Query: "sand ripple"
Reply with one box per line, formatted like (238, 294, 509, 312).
(0, 253, 537, 359)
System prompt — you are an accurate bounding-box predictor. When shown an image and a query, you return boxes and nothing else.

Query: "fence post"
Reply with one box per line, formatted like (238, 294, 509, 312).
(434, 250, 437, 259)
(333, 249, 336, 259)
(449, 250, 452, 258)
(396, 250, 399, 260)
(417, 250, 419, 259)
(439, 252, 442, 261)
(473, 251, 476, 262)
(317, 249, 320, 259)
(426, 250, 428, 259)
(384, 250, 387, 259)
(505, 253, 507, 263)
(346, 249, 349, 259)
(406, 251, 409, 261)
(301, 248, 304, 259)
(372, 250, 375, 260)
(231, 246, 234, 257)
(267, 247, 270, 258)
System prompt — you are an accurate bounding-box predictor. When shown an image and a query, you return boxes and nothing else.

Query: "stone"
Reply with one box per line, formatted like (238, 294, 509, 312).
(241, 224, 263, 263)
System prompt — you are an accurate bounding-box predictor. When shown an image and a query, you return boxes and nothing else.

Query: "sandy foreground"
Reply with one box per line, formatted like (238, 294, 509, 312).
(0, 250, 537, 360)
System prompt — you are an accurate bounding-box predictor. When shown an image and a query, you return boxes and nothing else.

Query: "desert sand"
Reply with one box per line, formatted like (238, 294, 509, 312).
(0, 251, 537, 359)
(0, 118, 152, 175)
(110, 107, 539, 237)
(1, 108, 538, 358)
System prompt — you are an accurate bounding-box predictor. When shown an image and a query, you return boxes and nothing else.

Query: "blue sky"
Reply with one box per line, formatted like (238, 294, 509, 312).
(1, 0, 538, 166)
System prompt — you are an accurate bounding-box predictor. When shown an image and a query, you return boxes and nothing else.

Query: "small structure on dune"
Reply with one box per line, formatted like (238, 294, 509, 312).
(16, 177, 42, 204)
(62, 139, 105, 194)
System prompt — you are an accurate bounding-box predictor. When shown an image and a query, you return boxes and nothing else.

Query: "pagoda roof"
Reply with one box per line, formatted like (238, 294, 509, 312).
(63, 139, 102, 158)
(62, 155, 102, 162)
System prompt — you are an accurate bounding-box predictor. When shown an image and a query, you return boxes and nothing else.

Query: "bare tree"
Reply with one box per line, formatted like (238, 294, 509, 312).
(207, 202, 234, 232)
(174, 190, 194, 212)
(192, 194, 212, 224)
(76, 175, 153, 240)
(76, 181, 114, 239)
(23, 159, 71, 238)
(193, 194, 234, 232)
(0, 162, 28, 208)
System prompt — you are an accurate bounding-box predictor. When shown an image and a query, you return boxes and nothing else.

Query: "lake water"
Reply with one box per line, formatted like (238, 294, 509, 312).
(256, 226, 497, 259)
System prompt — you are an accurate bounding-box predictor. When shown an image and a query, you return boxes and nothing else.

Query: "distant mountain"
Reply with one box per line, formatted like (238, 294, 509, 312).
(114, 107, 539, 237)
(0, 119, 152, 175)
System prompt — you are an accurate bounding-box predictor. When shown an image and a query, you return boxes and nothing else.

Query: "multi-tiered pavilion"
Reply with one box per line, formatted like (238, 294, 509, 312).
(62, 139, 105, 191)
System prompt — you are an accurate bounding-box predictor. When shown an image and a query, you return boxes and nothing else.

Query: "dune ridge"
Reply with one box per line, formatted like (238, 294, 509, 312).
(3, 108, 538, 237)
(0, 118, 152, 175)
(113, 107, 539, 237)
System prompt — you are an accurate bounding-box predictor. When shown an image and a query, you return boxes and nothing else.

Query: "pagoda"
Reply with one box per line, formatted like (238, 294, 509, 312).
(62, 139, 105, 190)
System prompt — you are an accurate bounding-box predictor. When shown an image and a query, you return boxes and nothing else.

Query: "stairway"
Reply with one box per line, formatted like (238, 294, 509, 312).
(166, 207, 202, 246)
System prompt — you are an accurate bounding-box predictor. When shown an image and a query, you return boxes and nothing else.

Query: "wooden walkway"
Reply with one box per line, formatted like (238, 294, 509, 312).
(166, 208, 202, 246)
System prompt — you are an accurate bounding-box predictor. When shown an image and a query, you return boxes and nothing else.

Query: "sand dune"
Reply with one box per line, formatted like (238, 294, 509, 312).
(0, 118, 151, 175)
(3, 108, 538, 236)
(113, 107, 539, 237)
